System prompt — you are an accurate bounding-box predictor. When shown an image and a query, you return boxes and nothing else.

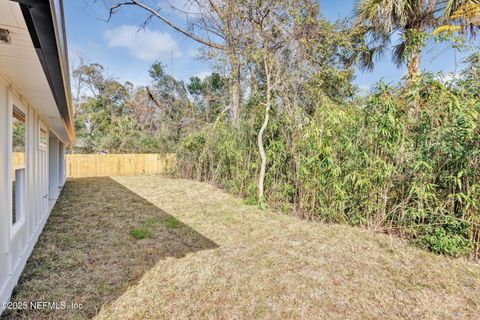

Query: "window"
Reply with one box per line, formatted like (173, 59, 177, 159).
(12, 107, 26, 225)
(39, 128, 47, 147)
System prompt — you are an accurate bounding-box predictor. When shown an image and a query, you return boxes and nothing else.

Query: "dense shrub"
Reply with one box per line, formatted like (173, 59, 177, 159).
(176, 76, 480, 258)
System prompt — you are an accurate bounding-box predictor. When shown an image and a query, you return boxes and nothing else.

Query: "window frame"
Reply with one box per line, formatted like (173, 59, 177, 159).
(9, 93, 28, 240)
(39, 125, 48, 150)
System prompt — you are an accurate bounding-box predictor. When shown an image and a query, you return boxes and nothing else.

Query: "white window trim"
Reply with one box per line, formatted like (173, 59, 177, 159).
(38, 123, 48, 151)
(9, 92, 28, 241)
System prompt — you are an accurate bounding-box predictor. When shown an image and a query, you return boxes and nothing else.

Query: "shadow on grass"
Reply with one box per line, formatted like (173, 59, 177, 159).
(2, 177, 218, 320)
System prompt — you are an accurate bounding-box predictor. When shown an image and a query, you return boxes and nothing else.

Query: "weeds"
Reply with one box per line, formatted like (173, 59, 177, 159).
(163, 217, 180, 229)
(131, 228, 153, 240)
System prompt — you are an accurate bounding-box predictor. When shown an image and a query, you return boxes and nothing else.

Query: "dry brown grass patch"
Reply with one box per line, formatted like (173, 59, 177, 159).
(2, 176, 480, 319)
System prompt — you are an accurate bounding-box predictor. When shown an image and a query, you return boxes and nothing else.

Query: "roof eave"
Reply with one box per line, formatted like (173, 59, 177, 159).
(15, 0, 74, 143)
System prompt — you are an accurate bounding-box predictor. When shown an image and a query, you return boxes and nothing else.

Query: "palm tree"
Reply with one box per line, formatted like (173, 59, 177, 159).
(355, 0, 479, 80)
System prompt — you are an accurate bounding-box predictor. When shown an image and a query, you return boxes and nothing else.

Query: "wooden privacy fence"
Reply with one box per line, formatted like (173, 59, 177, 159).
(12, 152, 25, 168)
(66, 154, 176, 178)
(13, 153, 175, 177)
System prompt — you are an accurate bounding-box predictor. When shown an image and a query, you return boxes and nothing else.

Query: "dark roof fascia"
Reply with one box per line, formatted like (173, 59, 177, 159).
(13, 0, 74, 141)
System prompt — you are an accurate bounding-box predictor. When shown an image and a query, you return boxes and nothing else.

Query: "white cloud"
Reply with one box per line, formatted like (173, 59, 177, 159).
(104, 25, 181, 61)
(194, 70, 211, 79)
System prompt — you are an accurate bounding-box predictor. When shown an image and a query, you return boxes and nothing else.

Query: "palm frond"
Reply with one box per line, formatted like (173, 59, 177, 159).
(357, 27, 391, 71)
(392, 40, 407, 66)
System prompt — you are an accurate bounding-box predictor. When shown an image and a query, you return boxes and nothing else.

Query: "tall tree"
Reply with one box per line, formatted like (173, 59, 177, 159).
(187, 73, 227, 122)
(237, 0, 328, 201)
(108, 0, 246, 123)
(72, 62, 136, 152)
(355, 0, 479, 80)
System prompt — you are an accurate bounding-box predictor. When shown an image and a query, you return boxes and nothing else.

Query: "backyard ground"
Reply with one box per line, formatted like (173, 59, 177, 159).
(2, 176, 480, 319)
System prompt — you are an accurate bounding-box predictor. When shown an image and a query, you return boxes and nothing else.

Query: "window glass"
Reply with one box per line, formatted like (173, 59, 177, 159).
(40, 128, 47, 147)
(12, 107, 26, 225)
(13, 110, 25, 167)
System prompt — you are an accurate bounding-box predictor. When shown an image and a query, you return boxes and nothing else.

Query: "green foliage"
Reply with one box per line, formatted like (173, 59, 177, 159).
(419, 227, 473, 257)
(163, 217, 180, 229)
(187, 73, 227, 122)
(176, 71, 480, 258)
(130, 216, 180, 238)
(72, 60, 230, 154)
(355, 0, 477, 77)
(70, 7, 479, 259)
(130, 228, 153, 240)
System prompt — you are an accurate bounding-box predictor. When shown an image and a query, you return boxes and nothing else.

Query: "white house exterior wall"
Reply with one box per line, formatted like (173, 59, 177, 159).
(0, 76, 66, 312)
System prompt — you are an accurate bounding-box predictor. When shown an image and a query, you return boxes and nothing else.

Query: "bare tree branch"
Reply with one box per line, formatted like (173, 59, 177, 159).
(109, 0, 226, 50)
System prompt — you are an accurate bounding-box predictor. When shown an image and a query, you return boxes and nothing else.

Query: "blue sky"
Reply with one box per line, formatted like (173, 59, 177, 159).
(65, 0, 478, 91)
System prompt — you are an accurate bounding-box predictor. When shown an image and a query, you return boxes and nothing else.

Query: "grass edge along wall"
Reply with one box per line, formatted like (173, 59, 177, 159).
(0, 0, 74, 314)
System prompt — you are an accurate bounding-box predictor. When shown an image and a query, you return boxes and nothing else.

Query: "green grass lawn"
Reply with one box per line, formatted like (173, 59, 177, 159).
(3, 176, 480, 319)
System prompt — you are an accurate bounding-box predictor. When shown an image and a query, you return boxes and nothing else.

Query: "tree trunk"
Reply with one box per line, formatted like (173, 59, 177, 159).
(406, 52, 421, 81)
(257, 60, 272, 201)
(257, 102, 270, 201)
(230, 63, 241, 123)
(406, 51, 422, 118)
(250, 64, 258, 96)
